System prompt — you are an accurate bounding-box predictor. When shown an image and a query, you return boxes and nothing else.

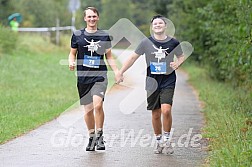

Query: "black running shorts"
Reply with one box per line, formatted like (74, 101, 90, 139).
(147, 88, 175, 110)
(77, 80, 108, 105)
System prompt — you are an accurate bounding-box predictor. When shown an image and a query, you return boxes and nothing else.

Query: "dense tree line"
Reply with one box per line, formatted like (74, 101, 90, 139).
(1, 0, 250, 88)
(0, 0, 154, 34)
(0, 0, 71, 27)
(158, 0, 251, 89)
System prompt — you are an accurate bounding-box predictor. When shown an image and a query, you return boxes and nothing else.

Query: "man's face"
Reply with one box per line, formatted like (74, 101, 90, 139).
(151, 18, 167, 34)
(84, 9, 99, 28)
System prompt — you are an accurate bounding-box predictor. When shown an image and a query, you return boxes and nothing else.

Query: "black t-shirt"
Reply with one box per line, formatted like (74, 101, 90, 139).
(135, 36, 183, 91)
(71, 29, 111, 84)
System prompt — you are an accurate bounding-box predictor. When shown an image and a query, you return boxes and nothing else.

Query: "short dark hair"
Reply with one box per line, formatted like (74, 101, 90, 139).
(151, 15, 166, 24)
(84, 7, 99, 17)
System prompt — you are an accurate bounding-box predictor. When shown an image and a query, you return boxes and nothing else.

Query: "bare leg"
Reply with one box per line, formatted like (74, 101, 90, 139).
(152, 108, 162, 135)
(161, 104, 172, 132)
(93, 95, 104, 129)
(84, 103, 95, 131)
(161, 104, 174, 154)
(84, 102, 97, 151)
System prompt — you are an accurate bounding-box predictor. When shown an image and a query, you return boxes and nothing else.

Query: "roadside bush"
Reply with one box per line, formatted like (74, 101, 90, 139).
(168, 0, 252, 90)
(0, 24, 18, 55)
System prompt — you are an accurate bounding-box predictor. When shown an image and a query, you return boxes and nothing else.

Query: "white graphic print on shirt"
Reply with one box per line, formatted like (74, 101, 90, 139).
(150, 45, 169, 74)
(83, 38, 101, 68)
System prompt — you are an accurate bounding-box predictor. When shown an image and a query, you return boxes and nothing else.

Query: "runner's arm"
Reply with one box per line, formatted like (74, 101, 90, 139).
(115, 52, 140, 83)
(120, 52, 140, 74)
(105, 49, 119, 74)
(68, 48, 77, 71)
(170, 54, 185, 70)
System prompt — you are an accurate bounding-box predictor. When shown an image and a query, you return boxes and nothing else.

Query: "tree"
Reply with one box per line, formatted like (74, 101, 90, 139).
(151, 0, 173, 17)
(99, 0, 134, 29)
(0, 0, 15, 26)
(1, 0, 72, 27)
(131, 0, 155, 36)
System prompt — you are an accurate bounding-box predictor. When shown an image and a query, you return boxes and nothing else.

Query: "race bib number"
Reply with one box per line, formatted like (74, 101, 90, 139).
(150, 62, 167, 74)
(83, 55, 100, 68)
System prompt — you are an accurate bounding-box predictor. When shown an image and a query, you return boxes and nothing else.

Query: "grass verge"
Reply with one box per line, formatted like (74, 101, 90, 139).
(0, 33, 120, 144)
(182, 61, 252, 166)
(0, 33, 78, 143)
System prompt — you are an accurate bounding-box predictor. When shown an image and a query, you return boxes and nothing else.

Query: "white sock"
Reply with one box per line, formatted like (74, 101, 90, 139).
(88, 129, 95, 137)
(164, 131, 170, 140)
(96, 128, 103, 137)
(156, 134, 162, 141)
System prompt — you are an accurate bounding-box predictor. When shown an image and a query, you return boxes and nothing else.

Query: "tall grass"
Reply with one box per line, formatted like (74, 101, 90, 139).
(0, 25, 18, 55)
(0, 32, 119, 144)
(182, 61, 252, 166)
(0, 33, 78, 143)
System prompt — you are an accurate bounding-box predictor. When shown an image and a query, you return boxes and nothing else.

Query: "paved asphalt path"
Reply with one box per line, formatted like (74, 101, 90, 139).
(0, 49, 207, 167)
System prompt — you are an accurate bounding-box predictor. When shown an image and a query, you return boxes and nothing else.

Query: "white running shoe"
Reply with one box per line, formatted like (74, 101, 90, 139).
(154, 139, 164, 154)
(163, 138, 174, 155)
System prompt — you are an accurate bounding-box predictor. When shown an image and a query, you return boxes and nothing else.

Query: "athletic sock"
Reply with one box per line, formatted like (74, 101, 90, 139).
(88, 129, 95, 137)
(164, 131, 170, 140)
(156, 134, 162, 141)
(96, 128, 103, 137)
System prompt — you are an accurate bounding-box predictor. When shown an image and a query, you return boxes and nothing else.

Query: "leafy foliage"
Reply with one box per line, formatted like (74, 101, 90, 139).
(1, 0, 72, 27)
(1, 0, 154, 36)
(163, 0, 252, 89)
(0, 24, 18, 55)
(198, 0, 252, 88)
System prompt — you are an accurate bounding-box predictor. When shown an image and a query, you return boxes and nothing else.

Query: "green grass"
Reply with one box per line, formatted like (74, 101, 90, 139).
(0, 33, 77, 143)
(0, 33, 120, 144)
(182, 61, 252, 167)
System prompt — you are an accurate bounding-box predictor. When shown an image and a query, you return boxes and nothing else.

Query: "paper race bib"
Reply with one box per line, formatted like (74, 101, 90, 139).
(83, 55, 100, 68)
(150, 62, 167, 74)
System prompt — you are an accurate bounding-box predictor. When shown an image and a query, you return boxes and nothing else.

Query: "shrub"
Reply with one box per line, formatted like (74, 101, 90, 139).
(0, 24, 18, 55)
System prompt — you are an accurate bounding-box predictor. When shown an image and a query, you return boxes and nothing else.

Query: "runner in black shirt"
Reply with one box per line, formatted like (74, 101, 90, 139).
(116, 15, 185, 154)
(69, 7, 119, 151)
